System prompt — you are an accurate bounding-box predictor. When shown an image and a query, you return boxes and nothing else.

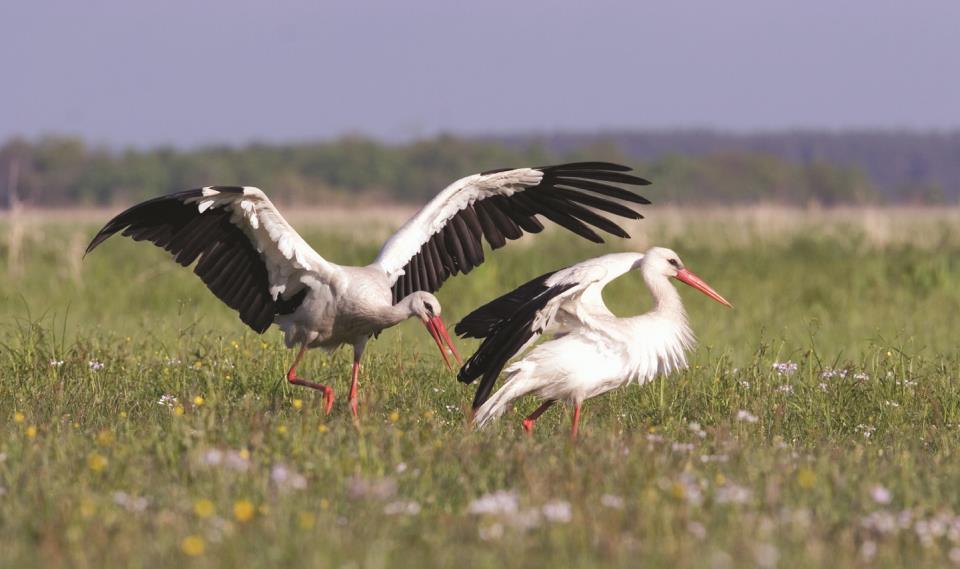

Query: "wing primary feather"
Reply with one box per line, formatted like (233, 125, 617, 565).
(537, 194, 631, 238)
(538, 161, 633, 173)
(473, 201, 507, 249)
(516, 192, 604, 243)
(554, 178, 652, 204)
(479, 198, 522, 240)
(550, 187, 643, 219)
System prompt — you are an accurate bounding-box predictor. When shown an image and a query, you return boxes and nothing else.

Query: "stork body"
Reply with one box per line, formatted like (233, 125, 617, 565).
(457, 248, 731, 438)
(86, 163, 651, 419)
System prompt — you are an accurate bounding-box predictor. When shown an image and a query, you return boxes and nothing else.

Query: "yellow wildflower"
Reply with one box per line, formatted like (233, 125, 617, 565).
(96, 429, 114, 447)
(319, 498, 330, 510)
(193, 499, 215, 519)
(317, 424, 328, 433)
(276, 425, 288, 435)
(298, 512, 316, 529)
(233, 500, 255, 522)
(193, 360, 203, 369)
(180, 535, 205, 556)
(87, 453, 108, 472)
(193, 395, 205, 407)
(388, 411, 400, 423)
(79, 498, 97, 519)
(292, 399, 303, 410)
(797, 467, 817, 489)
(13, 411, 25, 424)
(239, 448, 250, 460)
(174, 405, 185, 416)
(25, 425, 37, 439)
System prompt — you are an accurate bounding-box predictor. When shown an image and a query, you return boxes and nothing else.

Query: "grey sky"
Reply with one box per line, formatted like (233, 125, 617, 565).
(3, 0, 958, 147)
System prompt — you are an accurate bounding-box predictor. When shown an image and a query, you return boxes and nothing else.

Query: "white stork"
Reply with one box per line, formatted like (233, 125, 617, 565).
(456, 247, 731, 439)
(86, 162, 651, 418)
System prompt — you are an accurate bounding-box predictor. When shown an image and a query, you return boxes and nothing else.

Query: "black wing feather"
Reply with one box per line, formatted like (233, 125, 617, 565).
(455, 269, 577, 409)
(85, 189, 307, 334)
(389, 162, 650, 303)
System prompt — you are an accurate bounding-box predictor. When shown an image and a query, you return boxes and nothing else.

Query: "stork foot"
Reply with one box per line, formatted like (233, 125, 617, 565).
(522, 418, 535, 434)
(288, 375, 336, 415)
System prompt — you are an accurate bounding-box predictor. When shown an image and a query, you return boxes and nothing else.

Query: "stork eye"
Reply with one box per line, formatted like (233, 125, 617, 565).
(668, 259, 680, 268)
(425, 303, 435, 314)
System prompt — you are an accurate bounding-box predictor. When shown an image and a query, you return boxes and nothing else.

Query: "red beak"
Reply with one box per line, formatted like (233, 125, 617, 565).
(424, 316, 462, 370)
(674, 268, 733, 308)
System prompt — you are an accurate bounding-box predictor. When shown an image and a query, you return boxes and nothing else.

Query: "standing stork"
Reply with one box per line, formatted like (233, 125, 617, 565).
(456, 247, 731, 438)
(85, 162, 651, 419)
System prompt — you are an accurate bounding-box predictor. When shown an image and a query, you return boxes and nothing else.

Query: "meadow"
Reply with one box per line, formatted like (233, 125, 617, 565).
(2, 207, 960, 568)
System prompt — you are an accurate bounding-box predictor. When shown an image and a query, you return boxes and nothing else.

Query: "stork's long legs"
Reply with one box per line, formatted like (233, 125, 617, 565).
(521, 400, 556, 434)
(286, 344, 335, 414)
(348, 338, 368, 423)
(348, 359, 360, 420)
(571, 402, 582, 441)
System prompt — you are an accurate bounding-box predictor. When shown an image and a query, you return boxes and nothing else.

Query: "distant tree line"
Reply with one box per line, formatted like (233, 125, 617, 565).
(2, 131, 952, 208)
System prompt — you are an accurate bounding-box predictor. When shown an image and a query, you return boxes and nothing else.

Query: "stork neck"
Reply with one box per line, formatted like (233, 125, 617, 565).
(644, 271, 685, 318)
(381, 296, 418, 327)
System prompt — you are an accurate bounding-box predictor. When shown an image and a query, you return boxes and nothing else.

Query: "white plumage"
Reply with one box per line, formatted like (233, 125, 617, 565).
(458, 247, 731, 438)
(86, 162, 651, 420)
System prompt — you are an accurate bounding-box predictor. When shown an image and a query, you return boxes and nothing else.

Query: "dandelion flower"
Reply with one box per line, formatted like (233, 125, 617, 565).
(233, 500, 255, 522)
(193, 395, 205, 407)
(292, 399, 303, 410)
(194, 499, 215, 518)
(388, 411, 400, 423)
(87, 453, 108, 473)
(276, 425, 288, 435)
(180, 535, 205, 556)
(25, 426, 37, 439)
(317, 424, 328, 433)
(174, 405, 185, 416)
(13, 411, 25, 424)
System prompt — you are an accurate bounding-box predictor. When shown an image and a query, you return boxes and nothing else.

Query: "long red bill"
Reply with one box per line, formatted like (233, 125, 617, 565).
(424, 316, 462, 370)
(675, 268, 733, 308)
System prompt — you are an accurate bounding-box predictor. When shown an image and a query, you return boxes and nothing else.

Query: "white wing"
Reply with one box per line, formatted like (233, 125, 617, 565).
(373, 162, 650, 301)
(455, 252, 644, 408)
(86, 186, 340, 333)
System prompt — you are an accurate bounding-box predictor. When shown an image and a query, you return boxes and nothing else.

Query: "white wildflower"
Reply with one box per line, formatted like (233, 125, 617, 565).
(715, 483, 752, 504)
(384, 500, 421, 516)
(772, 361, 798, 375)
(600, 494, 624, 509)
(869, 485, 892, 505)
(736, 410, 758, 423)
(541, 500, 572, 523)
(468, 490, 518, 516)
(158, 395, 178, 407)
(88, 360, 104, 371)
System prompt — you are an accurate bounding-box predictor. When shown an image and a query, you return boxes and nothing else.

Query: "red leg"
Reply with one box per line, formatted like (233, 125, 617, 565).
(286, 344, 335, 414)
(521, 400, 555, 435)
(570, 402, 582, 441)
(348, 358, 360, 420)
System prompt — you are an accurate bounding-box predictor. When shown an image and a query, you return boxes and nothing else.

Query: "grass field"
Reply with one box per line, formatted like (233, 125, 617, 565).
(3, 207, 960, 568)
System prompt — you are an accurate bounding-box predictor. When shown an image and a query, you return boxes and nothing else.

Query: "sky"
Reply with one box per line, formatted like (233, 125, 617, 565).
(2, 0, 959, 147)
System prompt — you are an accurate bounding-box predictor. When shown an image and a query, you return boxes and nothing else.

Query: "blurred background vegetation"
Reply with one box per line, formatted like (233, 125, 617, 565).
(3, 130, 957, 208)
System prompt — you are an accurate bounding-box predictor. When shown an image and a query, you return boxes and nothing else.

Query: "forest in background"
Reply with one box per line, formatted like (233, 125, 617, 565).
(2, 130, 957, 208)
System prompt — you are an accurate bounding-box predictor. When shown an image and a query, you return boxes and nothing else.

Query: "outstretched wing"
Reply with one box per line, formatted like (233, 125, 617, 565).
(85, 186, 338, 333)
(455, 260, 615, 409)
(374, 162, 650, 303)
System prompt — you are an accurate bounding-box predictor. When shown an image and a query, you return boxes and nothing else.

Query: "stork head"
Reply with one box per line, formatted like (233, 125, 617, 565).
(407, 292, 462, 370)
(643, 247, 732, 308)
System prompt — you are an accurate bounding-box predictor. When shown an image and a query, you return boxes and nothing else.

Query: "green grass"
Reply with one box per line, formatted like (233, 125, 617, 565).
(2, 210, 960, 568)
